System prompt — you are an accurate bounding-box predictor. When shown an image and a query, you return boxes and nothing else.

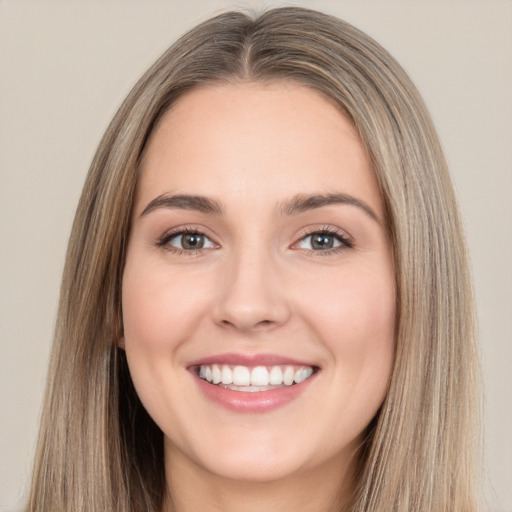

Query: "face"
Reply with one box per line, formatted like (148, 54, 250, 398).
(121, 82, 396, 484)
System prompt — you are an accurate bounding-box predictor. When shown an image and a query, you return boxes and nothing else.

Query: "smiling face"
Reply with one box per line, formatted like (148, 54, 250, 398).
(121, 82, 396, 488)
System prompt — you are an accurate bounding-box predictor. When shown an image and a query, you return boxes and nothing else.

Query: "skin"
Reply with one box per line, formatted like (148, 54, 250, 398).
(121, 82, 396, 512)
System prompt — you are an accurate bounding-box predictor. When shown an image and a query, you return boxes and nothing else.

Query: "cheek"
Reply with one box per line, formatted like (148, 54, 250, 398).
(120, 259, 209, 429)
(305, 265, 395, 346)
(121, 259, 211, 352)
(301, 264, 396, 399)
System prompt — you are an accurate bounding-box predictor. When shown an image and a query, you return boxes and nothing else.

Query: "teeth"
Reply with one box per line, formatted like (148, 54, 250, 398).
(232, 366, 251, 386)
(283, 366, 295, 386)
(212, 364, 222, 384)
(269, 366, 283, 385)
(221, 365, 233, 384)
(197, 363, 315, 388)
(294, 367, 313, 383)
(251, 366, 269, 386)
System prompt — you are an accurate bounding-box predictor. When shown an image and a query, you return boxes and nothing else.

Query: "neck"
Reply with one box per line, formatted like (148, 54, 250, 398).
(162, 445, 358, 512)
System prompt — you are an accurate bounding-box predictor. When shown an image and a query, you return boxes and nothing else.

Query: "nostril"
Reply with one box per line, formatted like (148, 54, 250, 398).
(256, 320, 273, 328)
(220, 319, 273, 328)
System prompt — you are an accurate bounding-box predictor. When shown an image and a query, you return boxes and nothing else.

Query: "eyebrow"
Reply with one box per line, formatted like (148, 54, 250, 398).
(140, 193, 223, 217)
(278, 193, 380, 223)
(140, 192, 380, 223)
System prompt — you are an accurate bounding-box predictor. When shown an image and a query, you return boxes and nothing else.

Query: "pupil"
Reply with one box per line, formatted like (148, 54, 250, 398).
(311, 234, 333, 250)
(182, 234, 204, 249)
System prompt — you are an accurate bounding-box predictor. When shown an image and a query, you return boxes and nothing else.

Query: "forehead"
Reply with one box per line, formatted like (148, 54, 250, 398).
(136, 81, 383, 217)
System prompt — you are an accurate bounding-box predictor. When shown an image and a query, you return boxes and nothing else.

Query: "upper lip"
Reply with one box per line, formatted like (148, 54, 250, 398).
(187, 352, 318, 368)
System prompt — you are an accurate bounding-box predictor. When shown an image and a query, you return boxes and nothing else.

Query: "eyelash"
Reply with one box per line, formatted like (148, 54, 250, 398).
(156, 226, 353, 256)
(293, 226, 353, 255)
(156, 227, 216, 256)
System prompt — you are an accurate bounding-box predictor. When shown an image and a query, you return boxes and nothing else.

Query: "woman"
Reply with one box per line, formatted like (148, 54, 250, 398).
(24, 7, 479, 512)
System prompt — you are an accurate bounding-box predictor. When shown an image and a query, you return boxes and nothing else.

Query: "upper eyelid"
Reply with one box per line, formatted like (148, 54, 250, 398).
(294, 225, 353, 242)
(292, 226, 354, 251)
(156, 226, 218, 248)
(159, 225, 215, 239)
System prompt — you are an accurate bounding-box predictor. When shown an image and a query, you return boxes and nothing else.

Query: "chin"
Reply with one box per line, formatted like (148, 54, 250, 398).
(164, 417, 361, 487)
(195, 449, 314, 484)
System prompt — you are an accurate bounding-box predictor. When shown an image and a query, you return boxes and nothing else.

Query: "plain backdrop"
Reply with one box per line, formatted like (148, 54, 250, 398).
(1, 1, 511, 511)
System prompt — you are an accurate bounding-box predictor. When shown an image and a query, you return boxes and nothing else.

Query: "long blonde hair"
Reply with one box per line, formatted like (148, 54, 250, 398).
(25, 7, 479, 512)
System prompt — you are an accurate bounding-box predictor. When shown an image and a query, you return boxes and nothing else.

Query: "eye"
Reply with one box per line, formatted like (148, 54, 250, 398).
(294, 229, 353, 252)
(158, 229, 217, 252)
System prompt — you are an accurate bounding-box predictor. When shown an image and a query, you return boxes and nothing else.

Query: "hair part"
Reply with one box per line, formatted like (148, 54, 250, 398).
(26, 7, 479, 512)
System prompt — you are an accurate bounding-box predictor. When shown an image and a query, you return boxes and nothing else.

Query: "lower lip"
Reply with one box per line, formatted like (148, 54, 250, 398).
(192, 373, 317, 413)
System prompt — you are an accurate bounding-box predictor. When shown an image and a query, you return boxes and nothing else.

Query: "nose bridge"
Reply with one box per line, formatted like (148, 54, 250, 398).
(213, 235, 290, 332)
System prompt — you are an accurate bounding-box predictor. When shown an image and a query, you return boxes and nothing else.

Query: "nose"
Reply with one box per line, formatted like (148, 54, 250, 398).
(211, 246, 291, 333)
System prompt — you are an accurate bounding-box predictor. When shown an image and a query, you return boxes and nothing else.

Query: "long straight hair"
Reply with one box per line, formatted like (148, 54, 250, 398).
(25, 7, 479, 512)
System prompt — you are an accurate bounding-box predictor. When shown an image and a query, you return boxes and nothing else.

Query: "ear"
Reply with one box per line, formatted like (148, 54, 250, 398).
(114, 301, 125, 349)
(117, 336, 126, 350)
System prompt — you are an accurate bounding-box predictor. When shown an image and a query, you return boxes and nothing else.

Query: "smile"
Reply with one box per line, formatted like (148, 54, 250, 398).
(196, 364, 315, 391)
(188, 354, 319, 412)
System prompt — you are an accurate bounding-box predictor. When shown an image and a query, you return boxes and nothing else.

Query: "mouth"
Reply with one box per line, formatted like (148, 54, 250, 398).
(187, 353, 319, 412)
(191, 363, 317, 392)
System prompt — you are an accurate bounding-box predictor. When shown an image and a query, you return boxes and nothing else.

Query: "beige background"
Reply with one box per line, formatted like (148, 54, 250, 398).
(1, 1, 511, 511)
